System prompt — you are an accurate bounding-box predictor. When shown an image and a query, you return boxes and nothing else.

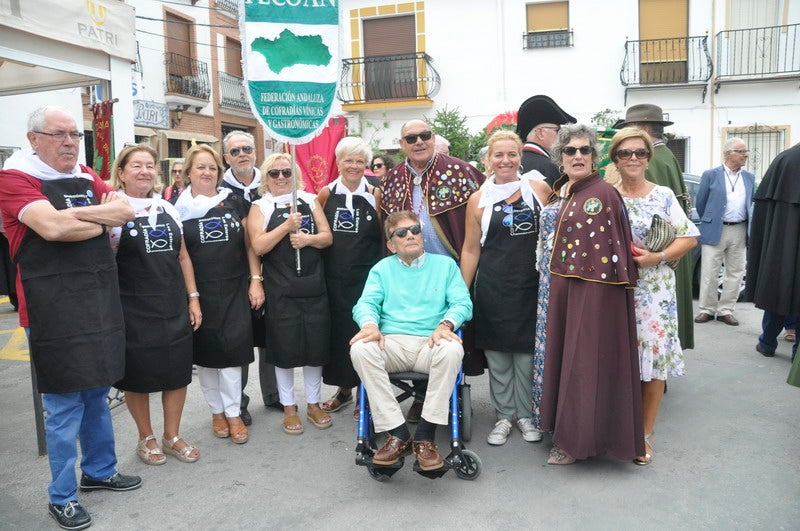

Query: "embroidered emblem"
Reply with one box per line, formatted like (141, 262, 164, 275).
(436, 186, 452, 201)
(198, 216, 230, 244)
(583, 198, 602, 215)
(333, 207, 360, 234)
(143, 223, 175, 253)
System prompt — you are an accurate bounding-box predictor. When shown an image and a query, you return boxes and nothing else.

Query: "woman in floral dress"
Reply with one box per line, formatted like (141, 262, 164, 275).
(610, 127, 698, 464)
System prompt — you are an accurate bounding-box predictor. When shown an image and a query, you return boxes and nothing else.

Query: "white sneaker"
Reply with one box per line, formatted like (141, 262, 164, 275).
(487, 419, 513, 445)
(516, 418, 543, 442)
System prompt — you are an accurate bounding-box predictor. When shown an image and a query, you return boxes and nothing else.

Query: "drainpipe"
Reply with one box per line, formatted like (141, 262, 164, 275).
(709, 0, 717, 170)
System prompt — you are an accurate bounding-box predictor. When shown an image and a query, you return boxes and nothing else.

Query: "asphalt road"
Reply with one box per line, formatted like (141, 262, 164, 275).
(0, 295, 798, 530)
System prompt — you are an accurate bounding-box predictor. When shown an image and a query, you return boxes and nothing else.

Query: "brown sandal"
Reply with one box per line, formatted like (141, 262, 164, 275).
(321, 390, 353, 413)
(228, 417, 249, 444)
(283, 406, 304, 435)
(307, 405, 332, 429)
(212, 415, 230, 438)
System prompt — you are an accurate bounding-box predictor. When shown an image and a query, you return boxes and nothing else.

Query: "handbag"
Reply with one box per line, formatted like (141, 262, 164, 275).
(645, 214, 679, 269)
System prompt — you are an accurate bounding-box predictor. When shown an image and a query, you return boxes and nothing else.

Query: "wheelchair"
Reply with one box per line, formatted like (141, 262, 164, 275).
(354, 367, 482, 481)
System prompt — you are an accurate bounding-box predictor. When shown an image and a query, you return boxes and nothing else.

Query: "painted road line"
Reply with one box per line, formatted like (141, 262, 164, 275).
(0, 328, 29, 361)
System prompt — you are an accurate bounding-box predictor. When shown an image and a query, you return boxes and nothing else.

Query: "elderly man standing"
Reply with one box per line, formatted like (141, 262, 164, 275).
(219, 130, 281, 423)
(618, 103, 695, 349)
(694, 138, 755, 326)
(350, 211, 472, 471)
(380, 119, 484, 419)
(515, 94, 576, 186)
(0, 106, 140, 530)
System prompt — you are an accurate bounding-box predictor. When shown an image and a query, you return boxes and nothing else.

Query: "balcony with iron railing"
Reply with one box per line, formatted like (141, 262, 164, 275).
(715, 23, 800, 91)
(165, 52, 210, 105)
(337, 53, 440, 108)
(215, 0, 237, 16)
(619, 35, 713, 102)
(218, 71, 250, 113)
(522, 29, 573, 49)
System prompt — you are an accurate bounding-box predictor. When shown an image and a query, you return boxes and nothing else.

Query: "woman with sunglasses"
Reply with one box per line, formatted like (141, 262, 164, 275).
(370, 153, 395, 185)
(109, 144, 201, 464)
(460, 130, 551, 446)
(162, 159, 184, 202)
(248, 153, 333, 435)
(173, 144, 263, 445)
(316, 137, 383, 420)
(610, 127, 698, 465)
(539, 124, 645, 465)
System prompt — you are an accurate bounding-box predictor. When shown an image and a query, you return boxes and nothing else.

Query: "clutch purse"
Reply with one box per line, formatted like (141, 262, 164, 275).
(645, 214, 679, 269)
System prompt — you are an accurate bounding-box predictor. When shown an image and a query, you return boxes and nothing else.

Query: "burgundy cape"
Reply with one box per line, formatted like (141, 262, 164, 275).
(540, 173, 645, 460)
(380, 153, 486, 375)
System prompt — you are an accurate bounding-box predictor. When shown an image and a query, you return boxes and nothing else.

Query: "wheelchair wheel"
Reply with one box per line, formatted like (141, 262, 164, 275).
(459, 384, 472, 442)
(454, 449, 482, 481)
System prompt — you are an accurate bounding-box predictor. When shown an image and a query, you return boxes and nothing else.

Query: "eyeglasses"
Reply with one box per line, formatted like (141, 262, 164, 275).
(267, 168, 292, 178)
(34, 130, 84, 141)
(171, 169, 182, 174)
(562, 145, 594, 156)
(538, 126, 560, 132)
(389, 224, 422, 239)
(729, 149, 750, 154)
(402, 131, 433, 144)
(371, 163, 384, 169)
(615, 148, 650, 160)
(229, 146, 254, 157)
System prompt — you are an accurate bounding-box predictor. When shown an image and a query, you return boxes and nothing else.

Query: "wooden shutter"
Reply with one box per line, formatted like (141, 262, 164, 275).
(225, 38, 242, 77)
(363, 15, 415, 56)
(165, 12, 192, 59)
(526, 1, 569, 32)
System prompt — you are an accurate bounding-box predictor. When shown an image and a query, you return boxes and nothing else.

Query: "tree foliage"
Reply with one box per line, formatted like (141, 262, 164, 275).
(425, 105, 472, 160)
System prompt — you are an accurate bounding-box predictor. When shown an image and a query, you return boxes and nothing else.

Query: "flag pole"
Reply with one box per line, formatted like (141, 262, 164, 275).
(290, 143, 302, 277)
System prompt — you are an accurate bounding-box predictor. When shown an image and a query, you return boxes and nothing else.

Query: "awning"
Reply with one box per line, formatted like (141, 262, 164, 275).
(160, 131, 218, 143)
(134, 127, 157, 137)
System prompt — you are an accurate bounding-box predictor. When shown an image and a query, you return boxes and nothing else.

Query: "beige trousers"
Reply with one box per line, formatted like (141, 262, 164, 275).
(698, 223, 747, 316)
(350, 334, 463, 432)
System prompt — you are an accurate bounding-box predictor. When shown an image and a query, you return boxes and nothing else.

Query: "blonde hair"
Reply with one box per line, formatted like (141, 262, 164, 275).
(110, 144, 159, 196)
(184, 144, 224, 187)
(258, 153, 304, 196)
(609, 127, 654, 163)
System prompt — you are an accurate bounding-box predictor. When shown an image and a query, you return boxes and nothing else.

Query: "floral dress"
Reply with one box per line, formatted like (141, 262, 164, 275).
(621, 185, 699, 381)
(531, 198, 562, 429)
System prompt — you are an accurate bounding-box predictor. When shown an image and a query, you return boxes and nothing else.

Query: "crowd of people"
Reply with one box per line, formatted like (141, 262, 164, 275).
(1, 102, 798, 530)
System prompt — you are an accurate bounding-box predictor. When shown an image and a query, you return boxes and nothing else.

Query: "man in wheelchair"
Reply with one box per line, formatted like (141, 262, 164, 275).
(349, 211, 472, 471)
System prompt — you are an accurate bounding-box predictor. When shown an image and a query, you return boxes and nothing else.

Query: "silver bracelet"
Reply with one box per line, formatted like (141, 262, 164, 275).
(188, 292, 200, 298)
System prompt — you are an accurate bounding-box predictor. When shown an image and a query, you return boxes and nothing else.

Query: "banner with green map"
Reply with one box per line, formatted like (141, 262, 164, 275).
(240, 0, 339, 144)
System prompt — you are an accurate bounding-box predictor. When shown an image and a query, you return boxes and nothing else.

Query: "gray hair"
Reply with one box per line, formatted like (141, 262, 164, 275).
(222, 130, 255, 153)
(723, 137, 746, 153)
(28, 106, 74, 132)
(335, 136, 372, 165)
(551, 123, 599, 164)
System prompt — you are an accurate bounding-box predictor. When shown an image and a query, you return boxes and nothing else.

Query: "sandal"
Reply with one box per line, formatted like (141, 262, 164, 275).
(228, 417, 249, 444)
(547, 446, 576, 465)
(353, 402, 360, 422)
(307, 405, 332, 429)
(785, 331, 796, 342)
(212, 415, 230, 438)
(634, 432, 654, 466)
(321, 390, 353, 413)
(136, 435, 166, 466)
(283, 406, 304, 435)
(162, 436, 200, 463)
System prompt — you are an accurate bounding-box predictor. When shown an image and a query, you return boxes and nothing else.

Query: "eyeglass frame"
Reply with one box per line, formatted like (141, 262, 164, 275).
(228, 145, 254, 157)
(389, 224, 422, 239)
(728, 149, 750, 154)
(401, 131, 433, 144)
(267, 168, 292, 178)
(34, 130, 85, 141)
(562, 145, 594, 156)
(614, 148, 651, 160)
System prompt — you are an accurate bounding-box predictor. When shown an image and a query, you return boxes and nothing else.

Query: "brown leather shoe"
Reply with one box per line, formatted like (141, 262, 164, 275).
(716, 314, 739, 326)
(413, 440, 444, 470)
(373, 434, 412, 466)
(694, 313, 714, 323)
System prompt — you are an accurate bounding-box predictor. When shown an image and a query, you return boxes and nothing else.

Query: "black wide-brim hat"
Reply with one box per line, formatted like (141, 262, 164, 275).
(618, 103, 674, 127)
(516, 94, 576, 139)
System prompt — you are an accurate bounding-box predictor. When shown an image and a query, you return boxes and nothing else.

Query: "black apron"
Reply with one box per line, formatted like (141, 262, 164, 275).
(262, 199, 330, 368)
(182, 196, 254, 368)
(17, 178, 125, 393)
(114, 211, 193, 392)
(473, 196, 540, 352)
(321, 184, 382, 387)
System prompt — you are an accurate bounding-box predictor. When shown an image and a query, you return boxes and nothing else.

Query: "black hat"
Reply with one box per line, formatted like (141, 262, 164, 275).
(618, 103, 674, 127)
(516, 95, 576, 139)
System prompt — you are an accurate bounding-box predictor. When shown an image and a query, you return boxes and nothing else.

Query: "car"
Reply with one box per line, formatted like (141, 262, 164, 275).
(682, 172, 748, 302)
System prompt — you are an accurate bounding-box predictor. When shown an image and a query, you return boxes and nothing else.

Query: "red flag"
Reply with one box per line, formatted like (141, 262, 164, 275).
(293, 116, 347, 193)
(91, 100, 115, 181)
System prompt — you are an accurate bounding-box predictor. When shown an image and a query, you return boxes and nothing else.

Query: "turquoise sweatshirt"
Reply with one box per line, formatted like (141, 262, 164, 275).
(352, 253, 472, 336)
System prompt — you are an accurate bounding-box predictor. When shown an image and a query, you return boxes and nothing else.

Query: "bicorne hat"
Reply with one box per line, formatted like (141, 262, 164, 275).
(516, 95, 576, 139)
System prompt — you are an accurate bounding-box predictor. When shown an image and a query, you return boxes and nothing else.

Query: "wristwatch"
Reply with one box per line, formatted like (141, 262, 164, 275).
(439, 319, 455, 331)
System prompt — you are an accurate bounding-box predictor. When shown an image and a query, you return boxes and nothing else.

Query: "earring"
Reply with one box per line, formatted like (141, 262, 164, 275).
(558, 165, 565, 173)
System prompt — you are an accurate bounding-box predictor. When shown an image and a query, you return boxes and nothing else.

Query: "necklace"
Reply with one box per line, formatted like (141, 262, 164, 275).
(725, 168, 741, 192)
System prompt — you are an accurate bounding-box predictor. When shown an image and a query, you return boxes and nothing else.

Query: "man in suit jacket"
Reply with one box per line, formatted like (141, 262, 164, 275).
(695, 138, 755, 326)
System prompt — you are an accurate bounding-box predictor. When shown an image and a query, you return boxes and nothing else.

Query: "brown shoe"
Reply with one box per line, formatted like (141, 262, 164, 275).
(694, 313, 714, 323)
(373, 434, 412, 466)
(407, 400, 423, 423)
(413, 440, 444, 471)
(716, 314, 740, 326)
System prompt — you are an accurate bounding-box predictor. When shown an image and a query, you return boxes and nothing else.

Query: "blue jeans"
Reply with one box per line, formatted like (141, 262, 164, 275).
(759, 311, 799, 360)
(26, 329, 118, 505)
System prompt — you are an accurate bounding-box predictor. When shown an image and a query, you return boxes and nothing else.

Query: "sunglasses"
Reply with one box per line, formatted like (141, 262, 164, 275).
(615, 148, 650, 160)
(389, 224, 422, 239)
(562, 145, 594, 156)
(229, 146, 254, 157)
(371, 163, 384, 169)
(171, 169, 182, 174)
(267, 168, 292, 178)
(402, 131, 433, 144)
